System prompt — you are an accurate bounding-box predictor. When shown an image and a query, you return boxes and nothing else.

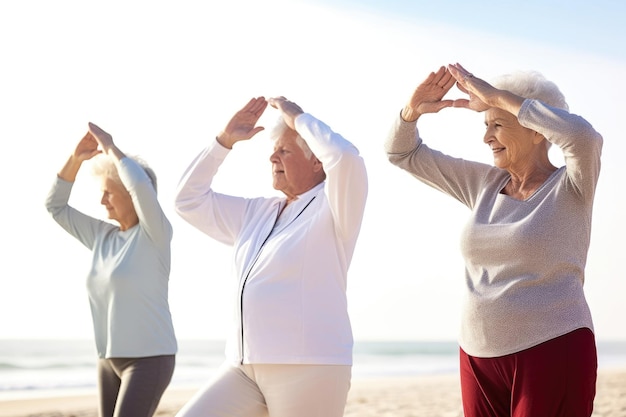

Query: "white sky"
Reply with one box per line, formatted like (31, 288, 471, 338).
(1, 0, 624, 342)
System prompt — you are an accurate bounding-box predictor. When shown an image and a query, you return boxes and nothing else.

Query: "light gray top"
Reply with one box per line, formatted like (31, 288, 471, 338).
(385, 99, 603, 357)
(46, 157, 177, 358)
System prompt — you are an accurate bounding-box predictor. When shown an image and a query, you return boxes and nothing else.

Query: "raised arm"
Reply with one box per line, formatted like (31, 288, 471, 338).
(216, 97, 268, 149)
(88, 122, 172, 243)
(58, 131, 102, 182)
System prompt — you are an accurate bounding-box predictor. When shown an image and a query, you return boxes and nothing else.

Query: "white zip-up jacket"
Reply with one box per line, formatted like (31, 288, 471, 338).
(175, 113, 368, 365)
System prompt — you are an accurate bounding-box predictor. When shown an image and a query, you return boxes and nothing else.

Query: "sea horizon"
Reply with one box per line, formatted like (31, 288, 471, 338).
(1, 338, 625, 401)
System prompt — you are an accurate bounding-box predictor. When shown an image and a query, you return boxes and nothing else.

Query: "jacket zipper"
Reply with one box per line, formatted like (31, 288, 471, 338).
(238, 196, 317, 363)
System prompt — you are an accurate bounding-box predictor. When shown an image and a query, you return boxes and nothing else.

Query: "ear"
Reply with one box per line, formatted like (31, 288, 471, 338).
(312, 157, 324, 173)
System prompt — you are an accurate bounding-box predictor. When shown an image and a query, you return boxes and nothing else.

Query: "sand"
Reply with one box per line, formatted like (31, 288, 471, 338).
(1, 369, 625, 417)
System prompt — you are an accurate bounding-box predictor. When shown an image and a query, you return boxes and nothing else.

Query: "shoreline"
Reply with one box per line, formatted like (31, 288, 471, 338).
(1, 368, 625, 417)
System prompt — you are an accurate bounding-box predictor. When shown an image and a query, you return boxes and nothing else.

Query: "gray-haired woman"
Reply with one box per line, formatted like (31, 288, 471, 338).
(385, 63, 602, 417)
(45, 123, 177, 417)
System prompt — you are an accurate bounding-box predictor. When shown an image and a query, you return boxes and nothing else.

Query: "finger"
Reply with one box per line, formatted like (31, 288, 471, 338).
(249, 126, 265, 137)
(436, 99, 455, 112)
(431, 66, 448, 87)
(454, 62, 471, 73)
(268, 96, 286, 109)
(87, 122, 107, 139)
(441, 69, 457, 90)
(449, 63, 474, 84)
(451, 98, 470, 108)
(88, 122, 101, 133)
(249, 96, 268, 112)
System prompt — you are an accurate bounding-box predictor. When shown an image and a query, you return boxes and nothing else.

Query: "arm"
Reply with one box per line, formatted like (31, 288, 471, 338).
(518, 101, 602, 200)
(174, 98, 269, 244)
(447, 63, 602, 200)
(385, 67, 497, 208)
(88, 123, 172, 243)
(296, 113, 368, 241)
(45, 131, 106, 248)
(58, 131, 101, 182)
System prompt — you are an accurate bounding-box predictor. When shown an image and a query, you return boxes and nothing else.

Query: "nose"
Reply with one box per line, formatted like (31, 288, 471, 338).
(269, 150, 279, 163)
(483, 127, 495, 144)
(100, 192, 108, 205)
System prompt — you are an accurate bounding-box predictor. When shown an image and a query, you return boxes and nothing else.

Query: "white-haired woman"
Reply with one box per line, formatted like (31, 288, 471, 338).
(174, 96, 368, 417)
(385, 64, 602, 417)
(45, 123, 177, 417)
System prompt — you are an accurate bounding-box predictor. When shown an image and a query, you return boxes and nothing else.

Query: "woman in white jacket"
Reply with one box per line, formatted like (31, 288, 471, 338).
(174, 96, 368, 417)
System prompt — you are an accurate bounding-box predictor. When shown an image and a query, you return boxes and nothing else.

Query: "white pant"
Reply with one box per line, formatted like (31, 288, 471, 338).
(175, 362, 352, 417)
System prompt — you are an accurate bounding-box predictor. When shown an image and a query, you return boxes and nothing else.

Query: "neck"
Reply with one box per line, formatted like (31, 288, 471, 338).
(118, 216, 139, 231)
(505, 163, 557, 200)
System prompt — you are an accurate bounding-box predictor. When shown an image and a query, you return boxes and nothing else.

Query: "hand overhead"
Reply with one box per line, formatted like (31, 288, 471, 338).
(73, 131, 102, 162)
(448, 63, 525, 115)
(218, 97, 269, 149)
(448, 63, 498, 112)
(88, 122, 115, 152)
(401, 66, 457, 122)
(268, 97, 304, 130)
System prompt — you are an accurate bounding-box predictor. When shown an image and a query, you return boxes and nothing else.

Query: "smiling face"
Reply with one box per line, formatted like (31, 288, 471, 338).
(269, 128, 324, 202)
(483, 107, 543, 171)
(100, 176, 138, 230)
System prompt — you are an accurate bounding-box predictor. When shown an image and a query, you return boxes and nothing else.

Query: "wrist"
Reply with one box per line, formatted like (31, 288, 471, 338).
(216, 132, 234, 149)
(401, 106, 420, 123)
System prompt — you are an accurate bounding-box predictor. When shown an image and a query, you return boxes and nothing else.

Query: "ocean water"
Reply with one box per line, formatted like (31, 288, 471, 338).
(1, 339, 625, 401)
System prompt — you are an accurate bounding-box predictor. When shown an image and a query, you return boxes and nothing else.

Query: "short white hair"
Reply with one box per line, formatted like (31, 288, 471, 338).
(492, 70, 568, 111)
(268, 117, 315, 160)
(91, 154, 158, 193)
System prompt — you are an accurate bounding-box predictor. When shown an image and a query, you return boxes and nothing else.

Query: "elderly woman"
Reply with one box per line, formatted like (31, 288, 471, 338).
(385, 63, 602, 417)
(45, 123, 177, 417)
(174, 96, 368, 417)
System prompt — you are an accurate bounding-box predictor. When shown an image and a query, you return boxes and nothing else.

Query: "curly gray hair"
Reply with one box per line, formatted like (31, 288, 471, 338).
(91, 154, 157, 193)
(492, 70, 568, 111)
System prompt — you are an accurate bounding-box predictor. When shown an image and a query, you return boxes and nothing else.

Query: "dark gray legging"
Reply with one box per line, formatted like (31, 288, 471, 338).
(97, 355, 175, 417)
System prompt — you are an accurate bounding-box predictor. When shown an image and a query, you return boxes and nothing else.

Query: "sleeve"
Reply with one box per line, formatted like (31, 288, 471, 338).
(518, 99, 603, 201)
(117, 157, 172, 244)
(294, 113, 368, 242)
(44, 176, 107, 249)
(384, 112, 494, 209)
(173, 139, 249, 245)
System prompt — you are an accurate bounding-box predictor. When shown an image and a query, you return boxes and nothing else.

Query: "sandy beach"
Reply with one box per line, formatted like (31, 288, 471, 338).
(1, 369, 625, 417)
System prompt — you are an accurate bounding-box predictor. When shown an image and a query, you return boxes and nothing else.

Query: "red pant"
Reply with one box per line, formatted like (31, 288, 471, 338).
(460, 328, 597, 417)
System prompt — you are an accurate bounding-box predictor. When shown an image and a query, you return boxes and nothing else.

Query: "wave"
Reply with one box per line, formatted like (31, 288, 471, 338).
(0, 361, 95, 370)
(1, 339, 624, 401)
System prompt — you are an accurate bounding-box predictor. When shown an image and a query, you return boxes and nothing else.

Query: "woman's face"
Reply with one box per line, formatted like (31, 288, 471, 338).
(269, 128, 323, 200)
(100, 176, 137, 227)
(483, 107, 540, 171)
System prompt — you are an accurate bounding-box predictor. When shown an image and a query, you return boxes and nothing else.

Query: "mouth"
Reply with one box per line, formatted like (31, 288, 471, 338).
(491, 147, 505, 154)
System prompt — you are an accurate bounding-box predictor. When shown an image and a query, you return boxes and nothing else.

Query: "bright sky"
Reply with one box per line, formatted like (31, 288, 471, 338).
(1, 0, 624, 342)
